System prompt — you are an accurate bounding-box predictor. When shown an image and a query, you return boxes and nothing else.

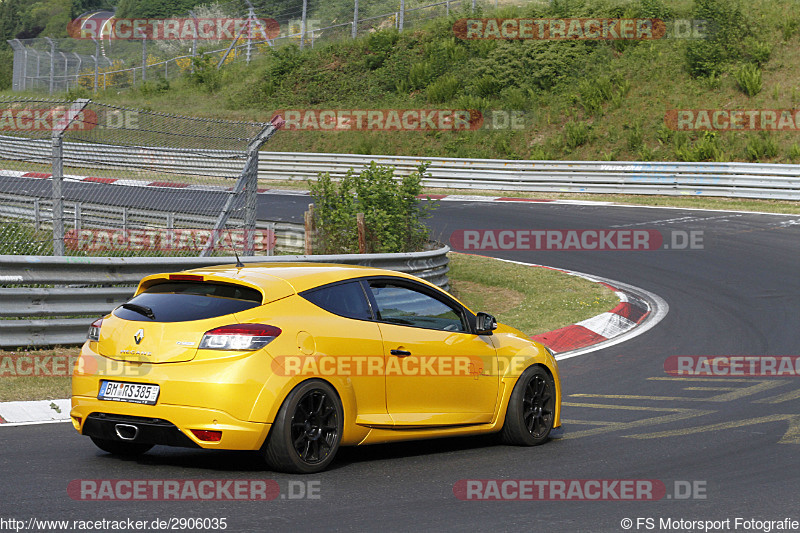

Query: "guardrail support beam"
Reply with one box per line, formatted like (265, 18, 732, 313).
(51, 98, 90, 255)
(201, 116, 285, 257)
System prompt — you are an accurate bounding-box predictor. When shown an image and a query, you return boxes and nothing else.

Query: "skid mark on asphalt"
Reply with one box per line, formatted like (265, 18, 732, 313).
(610, 214, 742, 228)
(624, 414, 800, 444)
(561, 377, 800, 443)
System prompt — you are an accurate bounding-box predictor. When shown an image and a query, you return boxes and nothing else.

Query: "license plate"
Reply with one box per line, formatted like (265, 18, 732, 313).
(98, 381, 160, 405)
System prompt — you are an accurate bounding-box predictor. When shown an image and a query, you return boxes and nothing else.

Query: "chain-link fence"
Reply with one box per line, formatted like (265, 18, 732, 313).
(0, 97, 297, 257)
(4, 0, 511, 94)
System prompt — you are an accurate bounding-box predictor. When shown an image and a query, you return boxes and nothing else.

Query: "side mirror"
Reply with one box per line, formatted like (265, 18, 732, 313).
(475, 312, 498, 335)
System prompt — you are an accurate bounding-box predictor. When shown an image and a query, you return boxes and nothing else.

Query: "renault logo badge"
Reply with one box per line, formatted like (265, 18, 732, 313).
(134, 329, 144, 345)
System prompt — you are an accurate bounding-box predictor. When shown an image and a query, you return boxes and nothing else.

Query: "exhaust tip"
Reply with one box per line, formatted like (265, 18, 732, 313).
(114, 423, 139, 441)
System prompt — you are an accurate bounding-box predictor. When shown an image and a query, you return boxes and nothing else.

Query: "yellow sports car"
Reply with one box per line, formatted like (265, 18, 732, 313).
(71, 263, 561, 473)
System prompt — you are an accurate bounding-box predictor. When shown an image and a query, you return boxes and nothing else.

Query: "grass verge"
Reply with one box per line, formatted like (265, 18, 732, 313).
(0, 253, 618, 402)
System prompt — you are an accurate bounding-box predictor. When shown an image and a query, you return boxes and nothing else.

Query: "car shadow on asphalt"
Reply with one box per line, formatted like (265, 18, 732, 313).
(87, 434, 504, 473)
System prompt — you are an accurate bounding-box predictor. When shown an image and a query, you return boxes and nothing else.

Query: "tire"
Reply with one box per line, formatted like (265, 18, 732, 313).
(500, 365, 556, 446)
(90, 436, 153, 456)
(263, 380, 343, 474)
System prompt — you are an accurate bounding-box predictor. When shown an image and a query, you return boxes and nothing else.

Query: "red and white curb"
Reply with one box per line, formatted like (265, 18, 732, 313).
(531, 288, 649, 354)
(1, 169, 611, 204)
(462, 256, 668, 360)
(0, 168, 308, 196)
(0, 399, 71, 426)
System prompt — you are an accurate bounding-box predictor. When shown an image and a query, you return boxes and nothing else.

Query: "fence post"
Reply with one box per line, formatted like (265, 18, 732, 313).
(93, 38, 99, 92)
(45, 38, 55, 95)
(51, 99, 91, 256)
(189, 10, 198, 74)
(352, 0, 359, 38)
(304, 204, 314, 255)
(244, 147, 258, 255)
(300, 0, 308, 49)
(141, 37, 147, 83)
(357, 212, 366, 253)
(472, 0, 476, 11)
(399, 0, 405, 31)
(201, 116, 285, 257)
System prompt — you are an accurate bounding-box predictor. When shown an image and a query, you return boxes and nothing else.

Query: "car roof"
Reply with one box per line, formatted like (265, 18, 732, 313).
(147, 262, 427, 294)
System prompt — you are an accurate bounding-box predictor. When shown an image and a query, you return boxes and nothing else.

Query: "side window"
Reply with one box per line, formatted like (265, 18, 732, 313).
(369, 282, 466, 332)
(301, 281, 372, 321)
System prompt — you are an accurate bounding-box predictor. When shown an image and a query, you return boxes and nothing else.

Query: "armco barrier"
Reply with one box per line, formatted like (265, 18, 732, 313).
(3, 136, 800, 199)
(0, 245, 450, 347)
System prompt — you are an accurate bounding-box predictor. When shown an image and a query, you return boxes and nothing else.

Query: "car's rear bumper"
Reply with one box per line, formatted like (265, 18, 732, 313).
(71, 396, 271, 450)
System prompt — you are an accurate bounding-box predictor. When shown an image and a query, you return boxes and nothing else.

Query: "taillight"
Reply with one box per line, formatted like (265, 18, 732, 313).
(198, 324, 281, 351)
(190, 429, 222, 442)
(87, 318, 103, 341)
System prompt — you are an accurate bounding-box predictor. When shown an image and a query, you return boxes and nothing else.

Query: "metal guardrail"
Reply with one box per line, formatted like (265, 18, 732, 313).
(3, 135, 800, 200)
(0, 192, 305, 254)
(0, 245, 450, 347)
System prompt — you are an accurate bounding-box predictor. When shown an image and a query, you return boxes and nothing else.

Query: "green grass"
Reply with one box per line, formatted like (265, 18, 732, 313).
(0, 253, 618, 401)
(4, 0, 798, 166)
(447, 252, 618, 336)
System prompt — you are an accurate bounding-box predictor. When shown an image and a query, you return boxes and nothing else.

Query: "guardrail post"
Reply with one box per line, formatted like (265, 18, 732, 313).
(51, 98, 91, 256)
(34, 199, 40, 231)
(74, 202, 82, 233)
(201, 116, 285, 257)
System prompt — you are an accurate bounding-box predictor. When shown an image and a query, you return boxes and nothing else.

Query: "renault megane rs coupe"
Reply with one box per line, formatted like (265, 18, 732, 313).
(71, 263, 561, 473)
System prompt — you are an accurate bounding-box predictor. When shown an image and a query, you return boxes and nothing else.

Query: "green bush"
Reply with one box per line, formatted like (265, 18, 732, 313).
(564, 120, 590, 149)
(745, 133, 778, 162)
(734, 63, 763, 97)
(788, 143, 800, 162)
(744, 38, 772, 66)
(427, 74, 460, 104)
(308, 162, 437, 254)
(674, 131, 724, 162)
(685, 0, 751, 77)
(188, 54, 222, 93)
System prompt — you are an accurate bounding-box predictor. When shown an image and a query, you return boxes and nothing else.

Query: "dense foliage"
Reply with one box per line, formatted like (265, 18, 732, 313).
(309, 162, 437, 254)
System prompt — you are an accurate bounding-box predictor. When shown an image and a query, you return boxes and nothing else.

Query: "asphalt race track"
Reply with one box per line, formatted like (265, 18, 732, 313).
(2, 188, 800, 532)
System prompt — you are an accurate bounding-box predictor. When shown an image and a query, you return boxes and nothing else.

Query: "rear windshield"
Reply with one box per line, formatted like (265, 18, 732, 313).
(113, 281, 262, 323)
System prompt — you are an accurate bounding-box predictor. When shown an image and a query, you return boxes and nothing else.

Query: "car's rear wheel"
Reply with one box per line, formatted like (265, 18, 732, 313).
(263, 380, 343, 474)
(500, 365, 555, 446)
(89, 436, 154, 456)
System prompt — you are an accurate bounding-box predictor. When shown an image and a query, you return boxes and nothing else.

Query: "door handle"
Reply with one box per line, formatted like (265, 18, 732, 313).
(391, 349, 411, 357)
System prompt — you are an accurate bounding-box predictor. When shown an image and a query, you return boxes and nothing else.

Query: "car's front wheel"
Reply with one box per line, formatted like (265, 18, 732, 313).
(89, 436, 154, 456)
(263, 380, 343, 474)
(500, 365, 556, 446)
